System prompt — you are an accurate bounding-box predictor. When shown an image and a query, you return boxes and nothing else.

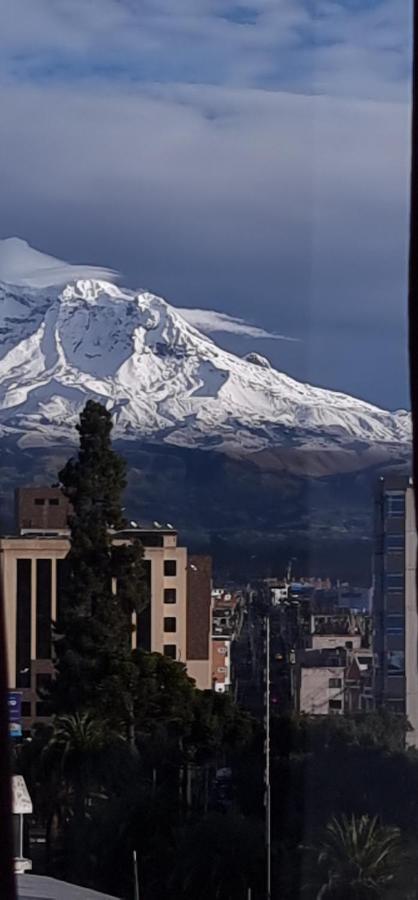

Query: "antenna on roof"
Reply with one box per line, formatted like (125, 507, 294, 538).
(166, 523, 174, 529)
(153, 521, 162, 528)
(130, 520, 138, 528)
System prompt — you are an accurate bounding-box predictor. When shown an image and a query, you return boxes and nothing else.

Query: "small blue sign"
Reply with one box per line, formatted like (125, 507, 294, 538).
(8, 692, 22, 738)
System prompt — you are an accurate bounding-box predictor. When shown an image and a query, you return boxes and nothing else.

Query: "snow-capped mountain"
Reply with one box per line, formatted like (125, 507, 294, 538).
(0, 269, 411, 453)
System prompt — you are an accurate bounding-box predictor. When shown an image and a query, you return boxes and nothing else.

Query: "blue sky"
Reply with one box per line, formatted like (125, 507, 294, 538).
(0, 0, 413, 408)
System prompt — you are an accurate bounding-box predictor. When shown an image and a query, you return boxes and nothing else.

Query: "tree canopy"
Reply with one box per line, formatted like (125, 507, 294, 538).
(49, 400, 146, 735)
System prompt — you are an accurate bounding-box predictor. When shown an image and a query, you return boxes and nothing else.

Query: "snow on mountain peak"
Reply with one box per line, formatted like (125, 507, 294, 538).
(244, 352, 272, 369)
(0, 250, 411, 453)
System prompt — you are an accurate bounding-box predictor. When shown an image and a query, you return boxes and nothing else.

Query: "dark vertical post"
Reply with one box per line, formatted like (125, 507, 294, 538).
(133, 850, 140, 900)
(264, 615, 271, 900)
(0, 582, 16, 897)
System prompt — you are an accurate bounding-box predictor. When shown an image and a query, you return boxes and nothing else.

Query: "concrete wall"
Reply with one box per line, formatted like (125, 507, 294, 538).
(15, 487, 71, 533)
(299, 666, 345, 715)
(311, 634, 362, 651)
(146, 545, 188, 661)
(187, 660, 212, 690)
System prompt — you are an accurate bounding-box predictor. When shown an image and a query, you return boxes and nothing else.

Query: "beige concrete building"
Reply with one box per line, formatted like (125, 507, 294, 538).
(311, 633, 362, 652)
(294, 649, 346, 716)
(1, 515, 213, 730)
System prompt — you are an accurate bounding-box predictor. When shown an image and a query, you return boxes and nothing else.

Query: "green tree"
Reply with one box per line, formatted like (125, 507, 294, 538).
(169, 812, 265, 900)
(50, 400, 146, 739)
(37, 712, 136, 883)
(42, 712, 130, 798)
(314, 814, 400, 899)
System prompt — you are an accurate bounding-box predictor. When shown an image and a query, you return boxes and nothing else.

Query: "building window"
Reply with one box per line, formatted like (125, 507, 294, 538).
(137, 560, 151, 652)
(385, 573, 404, 590)
(36, 559, 52, 659)
(386, 494, 405, 517)
(385, 534, 405, 552)
(164, 617, 176, 633)
(56, 558, 70, 621)
(49, 498, 59, 506)
(345, 641, 353, 650)
(386, 616, 404, 635)
(164, 588, 177, 604)
(34, 498, 45, 506)
(329, 678, 342, 689)
(387, 650, 405, 674)
(163, 644, 177, 659)
(164, 560, 177, 577)
(387, 631, 405, 651)
(21, 702, 32, 718)
(329, 699, 342, 711)
(16, 560, 31, 689)
(386, 592, 403, 614)
(386, 698, 405, 714)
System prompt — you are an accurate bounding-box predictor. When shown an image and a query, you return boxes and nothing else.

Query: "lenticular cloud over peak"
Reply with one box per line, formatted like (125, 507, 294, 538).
(0, 237, 117, 288)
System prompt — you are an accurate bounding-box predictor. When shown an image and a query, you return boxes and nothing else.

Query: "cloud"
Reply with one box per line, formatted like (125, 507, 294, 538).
(0, 0, 411, 101)
(0, 237, 116, 287)
(0, 234, 295, 340)
(0, 0, 412, 408)
(178, 307, 298, 341)
(0, 80, 408, 330)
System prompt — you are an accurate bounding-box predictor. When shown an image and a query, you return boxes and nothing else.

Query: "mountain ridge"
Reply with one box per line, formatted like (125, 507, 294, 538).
(0, 275, 411, 454)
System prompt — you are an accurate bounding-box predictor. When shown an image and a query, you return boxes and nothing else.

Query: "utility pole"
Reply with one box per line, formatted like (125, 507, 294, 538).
(264, 615, 271, 900)
(133, 850, 140, 900)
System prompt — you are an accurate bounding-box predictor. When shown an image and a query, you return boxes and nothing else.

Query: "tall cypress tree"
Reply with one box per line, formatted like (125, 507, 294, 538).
(50, 401, 146, 738)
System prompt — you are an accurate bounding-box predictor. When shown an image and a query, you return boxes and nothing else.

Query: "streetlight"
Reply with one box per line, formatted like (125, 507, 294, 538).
(264, 615, 271, 900)
(133, 850, 140, 900)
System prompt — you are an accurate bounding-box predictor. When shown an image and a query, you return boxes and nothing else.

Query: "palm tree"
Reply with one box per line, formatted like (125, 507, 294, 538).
(40, 712, 131, 880)
(315, 814, 400, 899)
(43, 712, 125, 798)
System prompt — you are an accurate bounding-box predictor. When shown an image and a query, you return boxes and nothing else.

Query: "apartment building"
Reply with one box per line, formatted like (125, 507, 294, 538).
(212, 639, 231, 693)
(210, 589, 243, 693)
(294, 648, 347, 716)
(2, 488, 213, 730)
(291, 604, 374, 716)
(373, 475, 418, 745)
(292, 646, 374, 716)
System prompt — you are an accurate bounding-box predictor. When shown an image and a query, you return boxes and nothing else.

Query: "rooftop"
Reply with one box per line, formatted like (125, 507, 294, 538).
(17, 874, 118, 900)
(297, 648, 347, 668)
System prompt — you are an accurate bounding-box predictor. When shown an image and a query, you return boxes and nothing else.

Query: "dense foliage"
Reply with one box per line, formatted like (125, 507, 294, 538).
(18, 707, 418, 898)
(49, 401, 146, 736)
(15, 401, 418, 898)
